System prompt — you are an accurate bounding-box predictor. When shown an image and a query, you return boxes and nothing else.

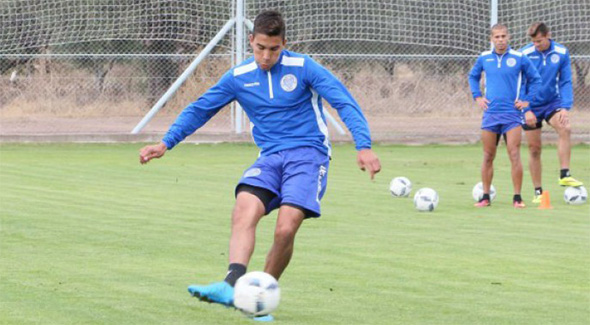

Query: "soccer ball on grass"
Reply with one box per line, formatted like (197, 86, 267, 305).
(234, 271, 280, 316)
(413, 188, 439, 212)
(472, 182, 496, 202)
(563, 186, 587, 205)
(389, 176, 412, 197)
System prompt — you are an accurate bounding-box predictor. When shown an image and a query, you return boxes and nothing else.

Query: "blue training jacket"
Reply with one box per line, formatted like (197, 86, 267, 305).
(162, 50, 371, 156)
(468, 46, 541, 113)
(519, 40, 573, 109)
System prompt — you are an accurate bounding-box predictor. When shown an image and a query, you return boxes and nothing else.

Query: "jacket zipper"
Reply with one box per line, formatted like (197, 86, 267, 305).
(267, 70, 274, 99)
(496, 53, 505, 68)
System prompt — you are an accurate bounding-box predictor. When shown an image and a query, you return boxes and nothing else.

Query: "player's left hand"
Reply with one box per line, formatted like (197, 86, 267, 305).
(357, 149, 381, 180)
(139, 142, 167, 164)
(514, 100, 529, 110)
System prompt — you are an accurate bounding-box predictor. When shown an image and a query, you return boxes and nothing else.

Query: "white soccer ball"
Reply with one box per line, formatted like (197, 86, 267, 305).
(389, 176, 412, 197)
(234, 271, 280, 316)
(472, 182, 497, 202)
(563, 186, 587, 205)
(413, 187, 439, 212)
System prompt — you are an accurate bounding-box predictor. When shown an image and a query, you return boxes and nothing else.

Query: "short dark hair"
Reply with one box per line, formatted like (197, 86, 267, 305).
(490, 23, 508, 35)
(253, 10, 285, 39)
(528, 22, 550, 37)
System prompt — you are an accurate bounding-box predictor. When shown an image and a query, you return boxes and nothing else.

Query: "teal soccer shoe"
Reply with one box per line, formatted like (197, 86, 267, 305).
(188, 281, 234, 307)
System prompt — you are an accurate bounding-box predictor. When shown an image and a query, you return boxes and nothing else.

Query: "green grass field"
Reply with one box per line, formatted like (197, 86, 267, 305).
(1, 143, 589, 324)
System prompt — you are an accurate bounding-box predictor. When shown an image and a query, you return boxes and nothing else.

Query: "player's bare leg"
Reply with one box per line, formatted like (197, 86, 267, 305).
(188, 192, 266, 306)
(526, 128, 543, 189)
(526, 128, 544, 203)
(264, 205, 305, 280)
(549, 111, 572, 170)
(476, 130, 498, 207)
(505, 126, 525, 207)
(549, 111, 582, 187)
(229, 192, 267, 265)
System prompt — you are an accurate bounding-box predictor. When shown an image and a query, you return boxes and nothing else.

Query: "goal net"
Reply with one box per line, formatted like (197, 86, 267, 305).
(1, 1, 589, 142)
(0, 0, 233, 55)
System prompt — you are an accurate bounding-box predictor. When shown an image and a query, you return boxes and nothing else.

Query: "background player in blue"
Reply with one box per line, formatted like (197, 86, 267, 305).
(468, 24, 541, 208)
(519, 22, 583, 204)
(139, 10, 381, 318)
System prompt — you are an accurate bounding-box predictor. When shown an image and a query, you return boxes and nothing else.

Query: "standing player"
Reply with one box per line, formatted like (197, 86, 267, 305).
(468, 24, 541, 208)
(139, 10, 381, 319)
(519, 22, 583, 204)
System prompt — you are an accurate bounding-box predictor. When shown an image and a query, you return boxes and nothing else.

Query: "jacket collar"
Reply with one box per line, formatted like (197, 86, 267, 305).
(258, 50, 286, 72)
(543, 39, 555, 54)
(493, 46, 511, 56)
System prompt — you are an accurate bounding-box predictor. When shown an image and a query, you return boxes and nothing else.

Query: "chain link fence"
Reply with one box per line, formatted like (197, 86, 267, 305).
(1, 0, 589, 143)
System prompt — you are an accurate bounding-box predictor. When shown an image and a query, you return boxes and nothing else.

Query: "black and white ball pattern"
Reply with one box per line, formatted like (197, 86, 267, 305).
(234, 271, 281, 316)
(564, 186, 587, 205)
(390, 177, 412, 197)
(413, 188, 439, 212)
(472, 182, 496, 201)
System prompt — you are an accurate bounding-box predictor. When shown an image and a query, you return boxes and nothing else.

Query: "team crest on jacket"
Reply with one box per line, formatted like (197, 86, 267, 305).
(244, 168, 261, 178)
(506, 58, 516, 67)
(280, 74, 297, 92)
(551, 54, 560, 64)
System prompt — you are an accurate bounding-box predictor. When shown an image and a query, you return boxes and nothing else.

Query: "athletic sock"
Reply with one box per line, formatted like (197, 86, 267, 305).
(513, 194, 523, 203)
(535, 187, 543, 196)
(481, 193, 490, 201)
(560, 169, 571, 179)
(224, 263, 247, 287)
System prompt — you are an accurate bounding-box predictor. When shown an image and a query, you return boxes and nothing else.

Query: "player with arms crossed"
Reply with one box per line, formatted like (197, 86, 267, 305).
(519, 22, 583, 204)
(139, 10, 381, 319)
(468, 24, 541, 208)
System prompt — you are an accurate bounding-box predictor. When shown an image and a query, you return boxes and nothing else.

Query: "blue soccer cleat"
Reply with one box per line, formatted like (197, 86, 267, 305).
(188, 281, 234, 307)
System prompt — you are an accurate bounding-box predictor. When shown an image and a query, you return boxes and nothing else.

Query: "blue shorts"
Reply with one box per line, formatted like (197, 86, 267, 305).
(236, 147, 330, 218)
(523, 99, 562, 130)
(481, 112, 523, 134)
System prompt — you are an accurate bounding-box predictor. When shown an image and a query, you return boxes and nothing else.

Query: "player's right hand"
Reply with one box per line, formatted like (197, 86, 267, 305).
(514, 100, 529, 111)
(524, 111, 537, 128)
(357, 149, 381, 180)
(139, 142, 167, 164)
(555, 109, 570, 128)
(475, 97, 489, 110)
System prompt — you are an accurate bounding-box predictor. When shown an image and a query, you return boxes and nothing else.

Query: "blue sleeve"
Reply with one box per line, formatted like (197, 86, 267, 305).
(162, 71, 236, 149)
(468, 56, 484, 99)
(521, 55, 542, 113)
(304, 56, 372, 150)
(559, 51, 574, 109)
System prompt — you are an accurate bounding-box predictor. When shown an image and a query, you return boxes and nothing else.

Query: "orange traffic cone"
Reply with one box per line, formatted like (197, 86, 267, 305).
(538, 190, 553, 209)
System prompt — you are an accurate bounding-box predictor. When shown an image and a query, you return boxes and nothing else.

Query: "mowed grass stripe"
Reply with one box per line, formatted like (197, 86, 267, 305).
(2, 152, 238, 231)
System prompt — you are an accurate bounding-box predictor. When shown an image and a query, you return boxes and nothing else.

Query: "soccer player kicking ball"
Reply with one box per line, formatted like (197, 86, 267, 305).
(519, 22, 583, 204)
(468, 24, 541, 208)
(139, 10, 381, 320)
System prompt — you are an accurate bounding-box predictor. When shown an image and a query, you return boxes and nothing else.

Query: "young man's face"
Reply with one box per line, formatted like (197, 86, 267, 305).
(249, 33, 286, 71)
(531, 33, 551, 52)
(490, 28, 509, 53)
